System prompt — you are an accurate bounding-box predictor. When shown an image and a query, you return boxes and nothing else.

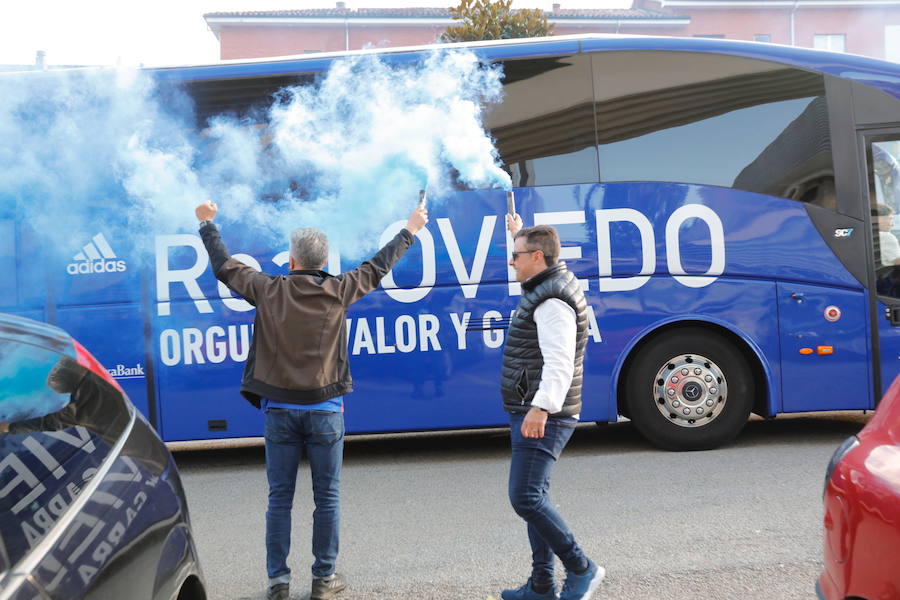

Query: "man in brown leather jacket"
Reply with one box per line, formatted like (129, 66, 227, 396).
(195, 200, 428, 600)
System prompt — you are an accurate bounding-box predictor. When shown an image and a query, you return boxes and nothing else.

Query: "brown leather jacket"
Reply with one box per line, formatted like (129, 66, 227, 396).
(200, 223, 415, 408)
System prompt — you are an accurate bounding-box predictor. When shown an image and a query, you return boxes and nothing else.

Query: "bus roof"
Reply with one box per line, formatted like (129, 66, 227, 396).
(145, 34, 900, 98)
(3, 34, 897, 99)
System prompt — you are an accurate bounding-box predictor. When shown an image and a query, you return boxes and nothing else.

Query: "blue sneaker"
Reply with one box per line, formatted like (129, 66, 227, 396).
(559, 560, 605, 600)
(501, 577, 559, 600)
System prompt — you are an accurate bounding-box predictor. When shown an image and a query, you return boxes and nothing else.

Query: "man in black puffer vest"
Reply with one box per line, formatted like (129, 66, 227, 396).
(499, 217, 604, 600)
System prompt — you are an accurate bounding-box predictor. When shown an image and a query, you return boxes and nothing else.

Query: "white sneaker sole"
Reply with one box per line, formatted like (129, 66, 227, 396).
(581, 565, 606, 600)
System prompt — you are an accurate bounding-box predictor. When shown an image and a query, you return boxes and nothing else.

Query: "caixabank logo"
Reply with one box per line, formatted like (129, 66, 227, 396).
(67, 233, 127, 275)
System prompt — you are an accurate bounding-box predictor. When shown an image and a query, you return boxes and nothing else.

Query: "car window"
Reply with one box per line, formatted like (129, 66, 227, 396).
(0, 338, 131, 578)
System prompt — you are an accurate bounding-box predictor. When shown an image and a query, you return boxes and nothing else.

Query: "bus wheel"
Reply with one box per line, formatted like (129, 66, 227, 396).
(625, 328, 754, 451)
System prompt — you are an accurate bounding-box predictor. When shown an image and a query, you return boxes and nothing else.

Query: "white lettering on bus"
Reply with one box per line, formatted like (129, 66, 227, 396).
(375, 317, 396, 354)
(665, 204, 726, 288)
(449, 311, 471, 350)
(596, 208, 656, 292)
(534, 210, 589, 291)
(379, 220, 437, 303)
(153, 205, 726, 315)
(154, 307, 602, 366)
(437, 216, 496, 299)
(159, 324, 253, 366)
(505, 228, 521, 297)
(395, 315, 417, 353)
(206, 326, 228, 363)
(419, 314, 442, 351)
(595, 205, 727, 292)
(482, 310, 505, 349)
(155, 234, 213, 316)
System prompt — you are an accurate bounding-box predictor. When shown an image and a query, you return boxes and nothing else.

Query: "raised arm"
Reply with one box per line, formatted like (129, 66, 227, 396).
(336, 203, 429, 305)
(196, 201, 269, 303)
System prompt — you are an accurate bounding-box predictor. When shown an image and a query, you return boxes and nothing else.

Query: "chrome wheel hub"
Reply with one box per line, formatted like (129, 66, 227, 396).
(652, 354, 727, 428)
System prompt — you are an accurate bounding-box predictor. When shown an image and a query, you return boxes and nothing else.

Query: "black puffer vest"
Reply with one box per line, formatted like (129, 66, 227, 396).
(501, 262, 588, 417)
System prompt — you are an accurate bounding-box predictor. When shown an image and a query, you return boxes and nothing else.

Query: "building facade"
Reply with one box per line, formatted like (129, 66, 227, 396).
(204, 1, 900, 61)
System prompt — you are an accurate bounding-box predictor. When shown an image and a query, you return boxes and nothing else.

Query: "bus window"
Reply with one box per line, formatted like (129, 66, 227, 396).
(483, 55, 598, 187)
(591, 51, 834, 206)
(177, 72, 318, 127)
(871, 140, 900, 297)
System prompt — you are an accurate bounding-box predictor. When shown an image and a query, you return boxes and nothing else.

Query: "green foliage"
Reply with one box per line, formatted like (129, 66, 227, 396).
(442, 0, 554, 43)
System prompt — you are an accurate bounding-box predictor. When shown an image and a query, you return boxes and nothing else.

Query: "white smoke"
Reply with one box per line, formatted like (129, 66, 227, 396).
(0, 48, 511, 261)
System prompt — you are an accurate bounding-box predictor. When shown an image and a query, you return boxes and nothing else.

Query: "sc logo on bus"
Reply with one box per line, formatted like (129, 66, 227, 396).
(834, 228, 855, 238)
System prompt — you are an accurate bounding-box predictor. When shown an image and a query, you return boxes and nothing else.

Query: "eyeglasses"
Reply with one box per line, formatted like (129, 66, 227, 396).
(511, 250, 539, 260)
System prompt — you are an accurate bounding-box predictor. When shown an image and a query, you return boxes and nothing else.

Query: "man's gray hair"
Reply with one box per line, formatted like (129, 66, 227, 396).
(290, 228, 329, 269)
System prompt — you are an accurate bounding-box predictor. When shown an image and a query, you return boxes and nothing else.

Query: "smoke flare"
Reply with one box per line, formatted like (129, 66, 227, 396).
(0, 48, 511, 263)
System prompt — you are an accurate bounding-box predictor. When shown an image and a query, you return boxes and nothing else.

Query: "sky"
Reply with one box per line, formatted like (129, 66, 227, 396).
(1, 0, 630, 68)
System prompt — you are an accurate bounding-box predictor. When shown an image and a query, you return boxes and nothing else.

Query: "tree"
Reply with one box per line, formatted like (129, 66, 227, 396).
(441, 0, 554, 43)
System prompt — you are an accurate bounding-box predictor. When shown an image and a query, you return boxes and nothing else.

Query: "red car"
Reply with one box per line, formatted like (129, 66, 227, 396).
(818, 376, 900, 599)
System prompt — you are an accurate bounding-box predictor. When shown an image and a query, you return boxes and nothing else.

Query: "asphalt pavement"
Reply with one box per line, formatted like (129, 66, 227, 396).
(171, 411, 869, 600)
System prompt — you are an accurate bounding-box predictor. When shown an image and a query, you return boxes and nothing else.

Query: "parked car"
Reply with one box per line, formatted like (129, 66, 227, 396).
(818, 375, 900, 599)
(0, 314, 205, 600)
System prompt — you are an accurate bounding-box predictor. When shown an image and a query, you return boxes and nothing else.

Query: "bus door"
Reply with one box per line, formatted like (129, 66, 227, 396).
(865, 132, 900, 398)
(777, 280, 870, 412)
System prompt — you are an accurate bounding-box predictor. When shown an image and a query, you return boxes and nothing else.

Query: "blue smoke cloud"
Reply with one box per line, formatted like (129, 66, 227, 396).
(0, 49, 511, 260)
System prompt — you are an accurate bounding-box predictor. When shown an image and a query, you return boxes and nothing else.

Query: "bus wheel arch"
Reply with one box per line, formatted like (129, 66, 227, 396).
(616, 321, 769, 450)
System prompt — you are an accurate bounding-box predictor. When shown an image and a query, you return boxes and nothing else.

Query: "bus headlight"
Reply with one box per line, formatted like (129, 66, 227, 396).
(824, 435, 859, 497)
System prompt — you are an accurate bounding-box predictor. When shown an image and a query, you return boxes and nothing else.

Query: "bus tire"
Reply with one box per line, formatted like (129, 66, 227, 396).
(625, 328, 754, 451)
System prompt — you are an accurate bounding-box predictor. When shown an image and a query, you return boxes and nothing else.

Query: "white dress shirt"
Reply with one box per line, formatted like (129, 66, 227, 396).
(880, 230, 900, 266)
(530, 297, 579, 419)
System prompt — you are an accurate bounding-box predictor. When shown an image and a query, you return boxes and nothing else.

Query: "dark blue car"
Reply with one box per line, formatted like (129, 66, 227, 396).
(0, 314, 205, 599)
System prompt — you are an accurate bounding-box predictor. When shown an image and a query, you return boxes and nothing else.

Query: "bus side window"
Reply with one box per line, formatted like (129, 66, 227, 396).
(871, 141, 900, 298)
(483, 54, 599, 188)
(591, 51, 835, 207)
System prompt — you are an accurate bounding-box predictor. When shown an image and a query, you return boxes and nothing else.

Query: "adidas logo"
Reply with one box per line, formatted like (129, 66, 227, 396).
(66, 233, 127, 275)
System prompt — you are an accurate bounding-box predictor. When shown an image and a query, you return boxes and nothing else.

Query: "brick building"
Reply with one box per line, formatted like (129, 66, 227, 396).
(204, 1, 900, 61)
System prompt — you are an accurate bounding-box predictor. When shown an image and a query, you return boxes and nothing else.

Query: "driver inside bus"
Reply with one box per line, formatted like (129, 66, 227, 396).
(873, 202, 900, 267)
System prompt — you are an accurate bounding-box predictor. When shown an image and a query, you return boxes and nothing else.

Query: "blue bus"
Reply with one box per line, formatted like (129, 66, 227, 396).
(5, 34, 900, 450)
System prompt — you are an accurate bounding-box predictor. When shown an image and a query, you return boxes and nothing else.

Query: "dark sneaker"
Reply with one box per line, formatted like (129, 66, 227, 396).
(559, 561, 605, 600)
(266, 582, 290, 600)
(310, 573, 347, 600)
(501, 578, 559, 600)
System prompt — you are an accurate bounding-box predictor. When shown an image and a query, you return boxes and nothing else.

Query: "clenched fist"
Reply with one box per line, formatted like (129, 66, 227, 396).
(405, 204, 429, 235)
(195, 201, 218, 222)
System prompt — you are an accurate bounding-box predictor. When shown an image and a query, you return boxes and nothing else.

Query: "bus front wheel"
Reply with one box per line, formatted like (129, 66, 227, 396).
(625, 328, 754, 451)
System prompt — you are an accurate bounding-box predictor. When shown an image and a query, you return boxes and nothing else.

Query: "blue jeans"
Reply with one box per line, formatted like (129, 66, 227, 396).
(265, 408, 344, 585)
(508, 413, 588, 586)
